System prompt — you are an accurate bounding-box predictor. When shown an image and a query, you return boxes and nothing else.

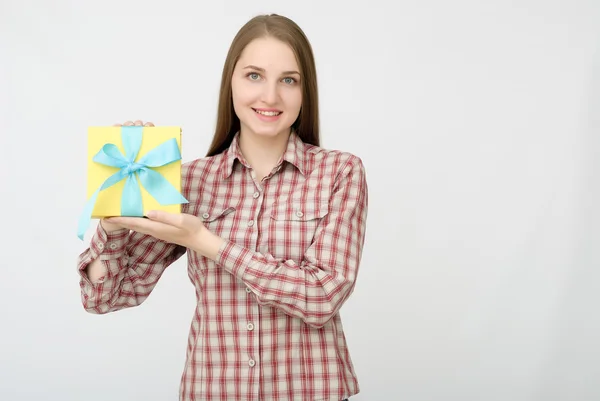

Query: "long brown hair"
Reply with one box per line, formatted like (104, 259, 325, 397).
(206, 14, 320, 157)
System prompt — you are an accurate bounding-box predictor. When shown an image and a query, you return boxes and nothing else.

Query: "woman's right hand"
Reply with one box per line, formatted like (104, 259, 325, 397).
(113, 120, 155, 127)
(101, 119, 156, 233)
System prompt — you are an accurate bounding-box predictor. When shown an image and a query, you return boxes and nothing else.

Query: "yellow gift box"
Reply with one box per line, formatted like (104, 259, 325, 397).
(86, 126, 185, 218)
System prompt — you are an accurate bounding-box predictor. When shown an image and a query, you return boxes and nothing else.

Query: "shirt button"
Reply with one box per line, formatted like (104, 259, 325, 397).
(245, 287, 252, 293)
(296, 210, 304, 218)
(109, 243, 118, 250)
(247, 220, 254, 227)
(248, 359, 256, 367)
(247, 323, 254, 331)
(253, 191, 260, 199)
(202, 212, 210, 219)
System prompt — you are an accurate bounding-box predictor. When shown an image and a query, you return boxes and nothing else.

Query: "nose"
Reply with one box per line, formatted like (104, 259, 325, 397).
(260, 81, 278, 105)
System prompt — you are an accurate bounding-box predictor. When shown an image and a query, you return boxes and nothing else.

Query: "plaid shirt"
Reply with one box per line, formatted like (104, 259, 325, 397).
(77, 132, 368, 401)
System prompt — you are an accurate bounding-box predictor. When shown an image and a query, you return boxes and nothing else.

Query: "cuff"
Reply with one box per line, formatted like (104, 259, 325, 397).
(78, 223, 130, 283)
(89, 223, 129, 261)
(216, 240, 254, 280)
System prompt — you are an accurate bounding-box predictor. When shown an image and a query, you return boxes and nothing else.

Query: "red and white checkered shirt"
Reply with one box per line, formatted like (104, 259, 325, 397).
(77, 131, 368, 401)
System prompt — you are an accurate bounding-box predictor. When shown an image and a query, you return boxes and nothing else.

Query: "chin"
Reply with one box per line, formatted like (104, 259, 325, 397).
(252, 127, 287, 137)
(244, 121, 293, 138)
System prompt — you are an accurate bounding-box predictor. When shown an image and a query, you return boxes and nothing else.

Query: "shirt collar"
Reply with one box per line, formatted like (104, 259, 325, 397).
(220, 131, 308, 179)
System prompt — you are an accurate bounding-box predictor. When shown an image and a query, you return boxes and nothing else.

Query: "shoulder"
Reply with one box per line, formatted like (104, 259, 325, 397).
(301, 144, 368, 209)
(303, 143, 366, 180)
(181, 153, 225, 179)
(178, 153, 227, 204)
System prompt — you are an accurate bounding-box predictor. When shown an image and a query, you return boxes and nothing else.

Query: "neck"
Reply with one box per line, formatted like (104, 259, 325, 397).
(238, 129, 291, 174)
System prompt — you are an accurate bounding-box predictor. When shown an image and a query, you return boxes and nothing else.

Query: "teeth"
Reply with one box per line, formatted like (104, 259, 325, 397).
(255, 109, 281, 116)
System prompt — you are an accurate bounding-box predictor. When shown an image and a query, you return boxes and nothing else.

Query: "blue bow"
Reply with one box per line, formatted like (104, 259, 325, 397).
(77, 126, 188, 240)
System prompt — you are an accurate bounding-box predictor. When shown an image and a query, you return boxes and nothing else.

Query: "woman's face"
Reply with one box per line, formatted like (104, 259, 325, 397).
(231, 36, 302, 140)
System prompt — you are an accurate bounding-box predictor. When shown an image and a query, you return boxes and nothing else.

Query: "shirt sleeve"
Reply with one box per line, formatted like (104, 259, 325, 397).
(215, 156, 368, 328)
(77, 222, 186, 314)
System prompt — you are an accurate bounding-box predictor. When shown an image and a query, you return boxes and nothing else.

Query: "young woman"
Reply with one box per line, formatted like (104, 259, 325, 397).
(77, 14, 368, 401)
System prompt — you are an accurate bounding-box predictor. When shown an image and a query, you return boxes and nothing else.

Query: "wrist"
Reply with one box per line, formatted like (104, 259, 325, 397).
(100, 218, 124, 233)
(194, 226, 225, 261)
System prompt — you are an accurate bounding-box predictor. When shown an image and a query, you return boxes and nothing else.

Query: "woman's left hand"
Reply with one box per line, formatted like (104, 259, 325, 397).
(105, 211, 218, 256)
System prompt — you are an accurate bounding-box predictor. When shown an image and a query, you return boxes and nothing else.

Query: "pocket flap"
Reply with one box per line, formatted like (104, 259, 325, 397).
(270, 203, 328, 221)
(200, 206, 235, 222)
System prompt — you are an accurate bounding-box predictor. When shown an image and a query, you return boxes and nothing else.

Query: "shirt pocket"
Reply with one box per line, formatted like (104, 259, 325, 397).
(268, 202, 329, 260)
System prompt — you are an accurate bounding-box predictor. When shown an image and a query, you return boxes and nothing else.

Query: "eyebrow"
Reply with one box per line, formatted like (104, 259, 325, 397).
(243, 65, 301, 76)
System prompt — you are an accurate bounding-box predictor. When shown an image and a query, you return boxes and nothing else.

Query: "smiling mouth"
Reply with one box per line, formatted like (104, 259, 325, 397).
(253, 108, 282, 116)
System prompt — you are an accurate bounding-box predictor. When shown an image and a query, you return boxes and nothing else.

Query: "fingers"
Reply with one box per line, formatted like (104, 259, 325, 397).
(114, 120, 155, 126)
(146, 210, 181, 226)
(107, 216, 178, 240)
(109, 212, 184, 230)
(105, 217, 150, 233)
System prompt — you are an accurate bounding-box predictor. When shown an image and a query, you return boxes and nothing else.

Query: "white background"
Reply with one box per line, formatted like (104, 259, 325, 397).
(1, 0, 599, 400)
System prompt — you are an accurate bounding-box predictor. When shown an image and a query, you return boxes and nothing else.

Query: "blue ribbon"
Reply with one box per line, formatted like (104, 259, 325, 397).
(77, 126, 188, 240)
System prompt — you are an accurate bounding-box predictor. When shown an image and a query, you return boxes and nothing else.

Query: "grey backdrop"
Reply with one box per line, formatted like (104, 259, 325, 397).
(1, 0, 599, 400)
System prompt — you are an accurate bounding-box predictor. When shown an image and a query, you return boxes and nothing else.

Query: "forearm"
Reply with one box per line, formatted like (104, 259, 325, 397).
(216, 241, 358, 328)
(83, 219, 124, 283)
(78, 223, 184, 314)
(78, 226, 133, 313)
(193, 226, 356, 327)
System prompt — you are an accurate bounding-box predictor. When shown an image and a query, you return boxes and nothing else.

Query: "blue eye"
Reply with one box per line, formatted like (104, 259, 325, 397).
(282, 77, 296, 84)
(248, 72, 260, 80)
